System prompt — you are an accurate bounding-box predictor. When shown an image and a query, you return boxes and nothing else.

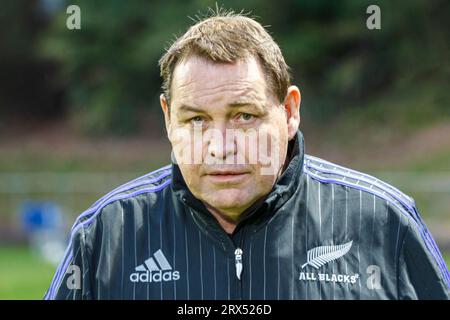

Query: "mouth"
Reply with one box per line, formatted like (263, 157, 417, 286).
(204, 170, 250, 183)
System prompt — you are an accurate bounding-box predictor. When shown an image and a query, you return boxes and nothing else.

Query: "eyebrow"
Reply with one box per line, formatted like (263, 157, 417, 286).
(178, 104, 204, 113)
(177, 100, 268, 114)
(229, 100, 264, 108)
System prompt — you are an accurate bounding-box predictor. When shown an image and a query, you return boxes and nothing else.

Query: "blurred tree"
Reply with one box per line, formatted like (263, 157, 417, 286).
(39, 0, 210, 135)
(0, 0, 64, 124)
(1, 0, 447, 134)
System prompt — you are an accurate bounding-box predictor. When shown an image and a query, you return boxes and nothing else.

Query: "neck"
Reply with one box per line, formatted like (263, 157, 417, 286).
(204, 204, 241, 234)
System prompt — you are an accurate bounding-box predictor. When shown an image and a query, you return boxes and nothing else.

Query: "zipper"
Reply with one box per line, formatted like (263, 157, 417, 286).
(234, 248, 243, 280)
(232, 226, 248, 299)
(233, 243, 243, 300)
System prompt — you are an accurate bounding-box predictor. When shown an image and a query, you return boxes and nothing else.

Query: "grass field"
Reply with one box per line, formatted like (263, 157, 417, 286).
(0, 246, 449, 300)
(0, 247, 56, 300)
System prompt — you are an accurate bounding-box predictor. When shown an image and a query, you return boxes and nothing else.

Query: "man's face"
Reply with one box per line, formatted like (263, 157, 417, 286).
(161, 55, 299, 219)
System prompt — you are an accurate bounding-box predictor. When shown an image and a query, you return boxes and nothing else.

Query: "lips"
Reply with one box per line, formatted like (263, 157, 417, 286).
(207, 170, 248, 176)
(204, 167, 250, 175)
(203, 168, 251, 183)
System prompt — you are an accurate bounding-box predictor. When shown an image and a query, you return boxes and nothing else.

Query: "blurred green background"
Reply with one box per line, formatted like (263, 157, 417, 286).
(0, 0, 449, 299)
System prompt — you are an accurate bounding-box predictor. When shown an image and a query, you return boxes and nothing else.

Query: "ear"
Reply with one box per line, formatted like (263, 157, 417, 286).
(160, 94, 172, 140)
(283, 85, 301, 140)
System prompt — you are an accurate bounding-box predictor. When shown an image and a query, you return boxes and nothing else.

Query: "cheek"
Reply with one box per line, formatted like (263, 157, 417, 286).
(178, 164, 201, 190)
(170, 127, 206, 165)
(269, 113, 289, 152)
(254, 173, 278, 193)
(254, 123, 288, 174)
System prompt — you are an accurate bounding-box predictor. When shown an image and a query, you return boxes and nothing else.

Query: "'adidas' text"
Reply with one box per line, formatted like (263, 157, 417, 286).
(130, 249, 180, 283)
(130, 270, 180, 283)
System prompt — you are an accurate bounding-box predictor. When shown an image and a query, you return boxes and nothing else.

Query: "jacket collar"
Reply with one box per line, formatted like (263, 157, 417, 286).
(171, 130, 305, 230)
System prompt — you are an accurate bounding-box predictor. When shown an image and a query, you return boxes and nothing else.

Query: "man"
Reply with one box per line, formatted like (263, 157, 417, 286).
(45, 12, 449, 300)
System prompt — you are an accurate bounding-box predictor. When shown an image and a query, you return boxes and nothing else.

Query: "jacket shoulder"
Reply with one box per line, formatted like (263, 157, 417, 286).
(73, 165, 173, 232)
(302, 155, 450, 285)
(303, 154, 417, 216)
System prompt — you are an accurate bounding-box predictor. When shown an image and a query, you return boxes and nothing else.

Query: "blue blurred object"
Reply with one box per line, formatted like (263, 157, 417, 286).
(20, 201, 64, 232)
(19, 200, 67, 266)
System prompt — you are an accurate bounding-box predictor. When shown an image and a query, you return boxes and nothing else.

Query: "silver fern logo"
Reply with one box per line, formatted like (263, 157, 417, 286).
(302, 241, 353, 269)
(299, 241, 359, 285)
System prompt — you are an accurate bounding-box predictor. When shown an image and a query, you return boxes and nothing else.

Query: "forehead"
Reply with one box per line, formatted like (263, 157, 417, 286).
(171, 55, 269, 106)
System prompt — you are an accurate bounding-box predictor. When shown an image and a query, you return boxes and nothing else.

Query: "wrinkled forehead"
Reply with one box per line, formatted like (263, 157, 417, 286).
(171, 55, 269, 106)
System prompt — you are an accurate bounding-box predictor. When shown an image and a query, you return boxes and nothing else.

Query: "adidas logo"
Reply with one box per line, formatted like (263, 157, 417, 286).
(130, 249, 180, 283)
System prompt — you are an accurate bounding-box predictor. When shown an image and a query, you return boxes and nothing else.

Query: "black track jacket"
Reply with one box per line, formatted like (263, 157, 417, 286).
(45, 131, 450, 300)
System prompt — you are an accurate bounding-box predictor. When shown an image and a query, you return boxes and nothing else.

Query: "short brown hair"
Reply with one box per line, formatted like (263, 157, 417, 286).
(159, 10, 291, 105)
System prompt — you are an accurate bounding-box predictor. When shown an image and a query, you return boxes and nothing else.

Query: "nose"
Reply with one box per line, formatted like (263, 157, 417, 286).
(206, 125, 236, 160)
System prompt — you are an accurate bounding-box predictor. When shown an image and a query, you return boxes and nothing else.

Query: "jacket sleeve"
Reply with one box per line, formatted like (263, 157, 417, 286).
(44, 225, 93, 300)
(397, 216, 450, 300)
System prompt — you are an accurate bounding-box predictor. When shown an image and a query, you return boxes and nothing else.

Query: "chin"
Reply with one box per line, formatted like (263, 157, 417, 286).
(204, 189, 253, 212)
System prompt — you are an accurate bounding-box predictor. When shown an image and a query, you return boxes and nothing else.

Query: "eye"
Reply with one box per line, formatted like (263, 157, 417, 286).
(190, 116, 204, 125)
(238, 113, 254, 122)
